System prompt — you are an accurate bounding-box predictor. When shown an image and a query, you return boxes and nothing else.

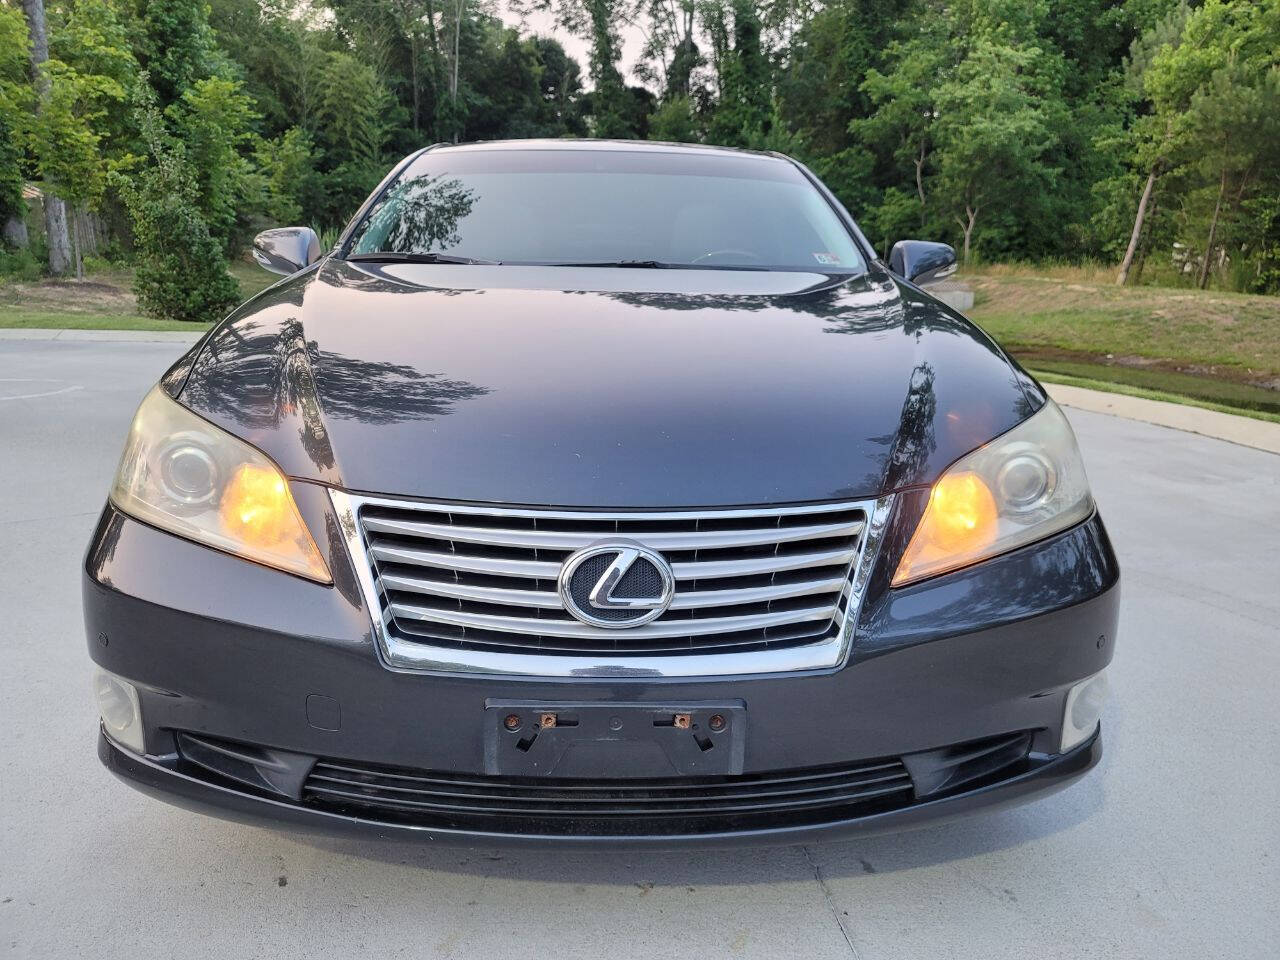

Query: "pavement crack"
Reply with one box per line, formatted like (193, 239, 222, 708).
(801, 844, 861, 959)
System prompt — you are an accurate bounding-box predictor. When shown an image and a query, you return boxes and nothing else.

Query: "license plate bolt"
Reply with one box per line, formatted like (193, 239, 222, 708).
(709, 714, 726, 732)
(673, 713, 692, 729)
(539, 712, 558, 728)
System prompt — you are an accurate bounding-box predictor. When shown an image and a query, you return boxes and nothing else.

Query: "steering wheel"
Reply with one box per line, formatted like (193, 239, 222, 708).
(691, 248, 763, 264)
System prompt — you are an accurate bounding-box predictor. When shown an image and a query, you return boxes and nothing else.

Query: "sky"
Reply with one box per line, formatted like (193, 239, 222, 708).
(495, 3, 649, 85)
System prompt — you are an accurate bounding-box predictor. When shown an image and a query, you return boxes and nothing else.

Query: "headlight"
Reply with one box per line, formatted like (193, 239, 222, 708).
(892, 401, 1093, 586)
(110, 387, 331, 582)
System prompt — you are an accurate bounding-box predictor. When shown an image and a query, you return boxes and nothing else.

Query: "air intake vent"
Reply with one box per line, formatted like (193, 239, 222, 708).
(302, 754, 916, 836)
(172, 729, 1035, 839)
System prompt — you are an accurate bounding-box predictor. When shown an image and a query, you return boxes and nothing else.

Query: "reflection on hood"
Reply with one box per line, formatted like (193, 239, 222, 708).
(175, 260, 1040, 507)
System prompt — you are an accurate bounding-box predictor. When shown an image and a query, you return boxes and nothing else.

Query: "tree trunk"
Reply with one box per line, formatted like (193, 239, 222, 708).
(1133, 195, 1157, 285)
(43, 195, 72, 276)
(71, 208, 83, 278)
(424, 0, 443, 81)
(914, 146, 927, 229)
(1117, 166, 1158, 286)
(3, 215, 28, 248)
(21, 0, 50, 97)
(422, 0, 445, 137)
(957, 205, 978, 263)
(408, 27, 420, 135)
(451, 0, 462, 100)
(21, 0, 72, 276)
(411, 51, 420, 134)
(1197, 169, 1227, 290)
(449, 0, 463, 142)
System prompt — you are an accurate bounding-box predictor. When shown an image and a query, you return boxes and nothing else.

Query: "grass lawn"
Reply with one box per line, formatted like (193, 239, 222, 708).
(0, 261, 275, 332)
(961, 263, 1280, 420)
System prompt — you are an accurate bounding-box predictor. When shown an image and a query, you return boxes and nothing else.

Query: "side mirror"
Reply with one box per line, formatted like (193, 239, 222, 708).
(888, 240, 957, 285)
(252, 227, 322, 276)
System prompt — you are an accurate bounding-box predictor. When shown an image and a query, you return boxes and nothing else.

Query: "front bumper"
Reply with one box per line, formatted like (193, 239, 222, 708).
(99, 725, 1101, 847)
(84, 491, 1119, 845)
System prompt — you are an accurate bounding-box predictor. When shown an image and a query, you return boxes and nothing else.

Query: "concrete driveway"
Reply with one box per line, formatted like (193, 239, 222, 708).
(1, 339, 1277, 959)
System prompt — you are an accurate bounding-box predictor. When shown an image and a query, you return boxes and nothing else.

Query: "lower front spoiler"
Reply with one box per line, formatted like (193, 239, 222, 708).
(99, 727, 1101, 848)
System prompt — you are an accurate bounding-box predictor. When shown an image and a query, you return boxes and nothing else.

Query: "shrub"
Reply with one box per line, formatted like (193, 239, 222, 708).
(114, 79, 239, 323)
(0, 246, 42, 282)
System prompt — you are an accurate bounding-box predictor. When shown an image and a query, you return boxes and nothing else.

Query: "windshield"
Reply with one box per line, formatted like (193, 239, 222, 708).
(345, 148, 865, 272)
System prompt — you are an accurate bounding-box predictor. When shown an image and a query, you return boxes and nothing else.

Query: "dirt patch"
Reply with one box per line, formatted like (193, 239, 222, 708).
(0, 276, 136, 314)
(1010, 345, 1279, 392)
(39, 280, 121, 293)
(1109, 354, 1164, 368)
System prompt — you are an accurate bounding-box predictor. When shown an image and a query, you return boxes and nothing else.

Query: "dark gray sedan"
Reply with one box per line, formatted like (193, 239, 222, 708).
(85, 140, 1117, 845)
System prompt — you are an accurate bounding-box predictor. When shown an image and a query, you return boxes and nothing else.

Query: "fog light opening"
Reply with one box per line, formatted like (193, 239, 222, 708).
(94, 669, 145, 755)
(1061, 671, 1108, 753)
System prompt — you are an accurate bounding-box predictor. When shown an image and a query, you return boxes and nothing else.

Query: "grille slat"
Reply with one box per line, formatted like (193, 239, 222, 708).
(379, 572, 563, 608)
(369, 540, 860, 582)
(671, 577, 848, 608)
(378, 570, 850, 611)
(353, 498, 871, 659)
(388, 601, 837, 639)
(370, 543, 561, 579)
(362, 515, 863, 551)
(389, 620, 832, 654)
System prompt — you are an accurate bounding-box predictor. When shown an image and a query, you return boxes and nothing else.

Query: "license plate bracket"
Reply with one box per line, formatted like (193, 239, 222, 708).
(483, 700, 746, 778)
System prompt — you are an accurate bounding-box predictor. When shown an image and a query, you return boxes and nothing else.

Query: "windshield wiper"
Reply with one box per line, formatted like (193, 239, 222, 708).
(543, 259, 767, 271)
(346, 252, 499, 265)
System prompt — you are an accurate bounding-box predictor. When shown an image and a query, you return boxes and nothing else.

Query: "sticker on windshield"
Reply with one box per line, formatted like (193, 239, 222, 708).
(813, 252, 841, 265)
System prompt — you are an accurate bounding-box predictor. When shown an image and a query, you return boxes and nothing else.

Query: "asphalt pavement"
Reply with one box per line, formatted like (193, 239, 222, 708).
(1, 338, 1277, 959)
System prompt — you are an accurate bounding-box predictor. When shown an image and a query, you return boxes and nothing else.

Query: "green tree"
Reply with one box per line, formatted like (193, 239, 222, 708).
(21, 0, 73, 274)
(932, 32, 1060, 261)
(255, 126, 316, 225)
(29, 59, 125, 273)
(137, 0, 217, 107)
(529, 35, 585, 135)
(704, 0, 771, 148)
(468, 25, 542, 137)
(0, 3, 30, 247)
(778, 0, 903, 160)
(208, 0, 332, 140)
(48, 0, 138, 154)
(167, 74, 259, 251)
(634, 0, 698, 99)
(313, 51, 395, 222)
(1183, 61, 1280, 288)
(855, 22, 948, 231)
(648, 94, 697, 141)
(512, 0, 635, 137)
(584, 0, 633, 136)
(1115, 0, 1279, 286)
(115, 78, 240, 322)
(20, 0, 137, 275)
(854, 0, 1066, 260)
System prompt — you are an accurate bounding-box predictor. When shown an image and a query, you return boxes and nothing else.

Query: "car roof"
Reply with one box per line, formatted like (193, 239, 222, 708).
(423, 138, 791, 164)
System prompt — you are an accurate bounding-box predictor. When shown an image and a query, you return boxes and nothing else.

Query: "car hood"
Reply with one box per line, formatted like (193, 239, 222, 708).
(175, 259, 1040, 507)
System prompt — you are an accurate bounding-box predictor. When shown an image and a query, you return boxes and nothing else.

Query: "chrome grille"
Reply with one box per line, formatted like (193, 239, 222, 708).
(333, 493, 888, 675)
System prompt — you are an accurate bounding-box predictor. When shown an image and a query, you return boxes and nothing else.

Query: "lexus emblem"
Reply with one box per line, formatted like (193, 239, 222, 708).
(558, 542, 676, 628)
